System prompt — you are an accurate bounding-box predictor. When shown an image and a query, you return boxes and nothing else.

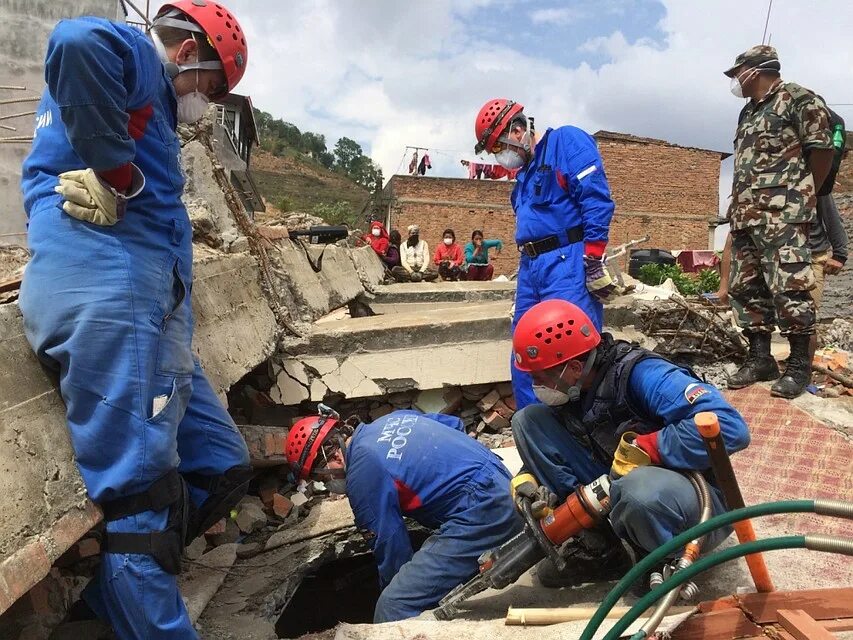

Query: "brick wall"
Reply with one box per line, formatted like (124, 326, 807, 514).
(385, 136, 722, 276)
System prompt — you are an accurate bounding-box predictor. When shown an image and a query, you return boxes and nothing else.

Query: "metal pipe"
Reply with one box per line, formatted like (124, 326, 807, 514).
(0, 110, 36, 122)
(637, 471, 711, 638)
(695, 411, 774, 592)
(605, 534, 853, 640)
(0, 97, 40, 106)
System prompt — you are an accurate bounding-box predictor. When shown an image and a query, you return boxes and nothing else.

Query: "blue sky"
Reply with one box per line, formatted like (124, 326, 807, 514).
(148, 1, 853, 245)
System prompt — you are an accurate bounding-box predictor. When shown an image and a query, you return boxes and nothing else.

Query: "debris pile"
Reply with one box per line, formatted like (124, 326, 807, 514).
(635, 296, 747, 363)
(810, 347, 853, 398)
(0, 245, 28, 304)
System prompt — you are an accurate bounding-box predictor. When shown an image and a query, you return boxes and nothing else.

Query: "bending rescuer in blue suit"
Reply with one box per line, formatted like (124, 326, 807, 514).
(20, 2, 251, 637)
(286, 408, 522, 623)
(473, 99, 619, 410)
(509, 299, 750, 587)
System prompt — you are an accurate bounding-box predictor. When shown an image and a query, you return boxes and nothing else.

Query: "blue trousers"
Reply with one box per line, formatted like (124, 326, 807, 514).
(512, 404, 731, 554)
(373, 465, 523, 622)
(21, 207, 250, 639)
(511, 245, 603, 410)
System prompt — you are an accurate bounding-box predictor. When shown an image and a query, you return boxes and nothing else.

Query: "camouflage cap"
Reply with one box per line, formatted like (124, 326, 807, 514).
(724, 45, 780, 77)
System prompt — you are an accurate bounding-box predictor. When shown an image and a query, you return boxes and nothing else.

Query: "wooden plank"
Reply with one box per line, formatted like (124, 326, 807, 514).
(0, 276, 22, 294)
(778, 610, 837, 640)
(736, 588, 853, 624)
(823, 619, 853, 633)
(671, 608, 762, 640)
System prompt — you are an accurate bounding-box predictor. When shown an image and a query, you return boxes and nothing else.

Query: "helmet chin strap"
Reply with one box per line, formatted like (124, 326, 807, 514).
(150, 10, 223, 80)
(563, 347, 598, 402)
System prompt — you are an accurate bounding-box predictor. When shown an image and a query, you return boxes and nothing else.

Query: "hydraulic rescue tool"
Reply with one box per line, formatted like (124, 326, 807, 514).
(434, 474, 613, 620)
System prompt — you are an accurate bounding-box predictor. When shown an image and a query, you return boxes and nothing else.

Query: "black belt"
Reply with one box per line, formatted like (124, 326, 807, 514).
(519, 225, 583, 258)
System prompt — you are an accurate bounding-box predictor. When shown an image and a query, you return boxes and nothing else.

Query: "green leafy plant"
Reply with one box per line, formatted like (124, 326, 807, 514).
(312, 201, 355, 226)
(696, 268, 721, 294)
(277, 197, 292, 213)
(637, 263, 699, 296)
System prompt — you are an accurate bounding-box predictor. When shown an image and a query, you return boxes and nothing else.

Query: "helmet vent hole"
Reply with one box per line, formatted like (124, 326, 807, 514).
(241, 37, 245, 45)
(555, 333, 562, 339)
(556, 322, 563, 329)
(546, 327, 552, 333)
(235, 24, 241, 32)
(227, 12, 233, 19)
(544, 338, 552, 345)
(216, 10, 223, 16)
(226, 20, 231, 27)
(568, 319, 575, 325)
(567, 329, 573, 335)
(535, 332, 542, 339)
(232, 33, 238, 40)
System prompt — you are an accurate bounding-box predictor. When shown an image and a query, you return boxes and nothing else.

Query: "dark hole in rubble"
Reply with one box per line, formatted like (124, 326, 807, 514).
(275, 529, 429, 638)
(275, 552, 381, 638)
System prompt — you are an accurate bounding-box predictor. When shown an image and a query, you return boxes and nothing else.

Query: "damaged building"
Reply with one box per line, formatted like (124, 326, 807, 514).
(1, 17, 852, 636)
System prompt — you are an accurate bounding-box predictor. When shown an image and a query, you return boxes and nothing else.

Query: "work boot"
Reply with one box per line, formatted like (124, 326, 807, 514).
(771, 334, 812, 399)
(727, 331, 780, 389)
(534, 525, 633, 588)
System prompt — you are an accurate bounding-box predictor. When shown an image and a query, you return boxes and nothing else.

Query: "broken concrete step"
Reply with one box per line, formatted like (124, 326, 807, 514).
(370, 281, 516, 304)
(284, 300, 512, 355)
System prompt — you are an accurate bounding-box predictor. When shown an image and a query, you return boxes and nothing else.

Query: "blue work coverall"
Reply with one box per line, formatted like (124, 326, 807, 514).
(511, 127, 615, 409)
(19, 18, 249, 639)
(345, 411, 522, 622)
(512, 358, 750, 553)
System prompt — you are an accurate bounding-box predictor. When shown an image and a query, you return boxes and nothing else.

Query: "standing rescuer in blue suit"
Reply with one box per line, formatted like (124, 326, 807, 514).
(19, 2, 251, 637)
(474, 99, 620, 411)
(509, 300, 750, 587)
(286, 407, 522, 623)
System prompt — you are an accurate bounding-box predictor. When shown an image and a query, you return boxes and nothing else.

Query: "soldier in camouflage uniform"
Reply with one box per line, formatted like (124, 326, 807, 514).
(724, 45, 834, 399)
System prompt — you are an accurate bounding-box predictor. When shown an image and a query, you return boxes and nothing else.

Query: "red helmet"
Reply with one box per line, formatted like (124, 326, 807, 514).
(286, 415, 340, 481)
(155, 0, 248, 96)
(513, 300, 601, 372)
(474, 98, 524, 154)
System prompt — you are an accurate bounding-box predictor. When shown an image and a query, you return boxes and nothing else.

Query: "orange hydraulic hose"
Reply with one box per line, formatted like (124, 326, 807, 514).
(695, 411, 775, 592)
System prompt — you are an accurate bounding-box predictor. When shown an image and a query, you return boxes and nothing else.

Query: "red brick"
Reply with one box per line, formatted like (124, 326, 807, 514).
(491, 399, 514, 421)
(0, 541, 50, 614)
(503, 395, 516, 412)
(272, 493, 293, 519)
(476, 389, 501, 412)
(482, 409, 510, 431)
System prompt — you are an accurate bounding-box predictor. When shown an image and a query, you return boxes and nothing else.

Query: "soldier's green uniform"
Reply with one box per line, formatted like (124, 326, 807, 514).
(726, 46, 832, 335)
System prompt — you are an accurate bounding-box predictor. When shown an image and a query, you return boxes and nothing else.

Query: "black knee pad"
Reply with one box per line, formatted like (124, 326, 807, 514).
(100, 469, 188, 575)
(183, 465, 253, 543)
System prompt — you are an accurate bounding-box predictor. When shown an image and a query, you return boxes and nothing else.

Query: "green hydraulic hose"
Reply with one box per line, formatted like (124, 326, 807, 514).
(578, 498, 853, 640)
(606, 534, 853, 640)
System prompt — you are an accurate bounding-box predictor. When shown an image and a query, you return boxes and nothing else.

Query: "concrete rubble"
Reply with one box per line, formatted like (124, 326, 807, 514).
(1, 112, 851, 640)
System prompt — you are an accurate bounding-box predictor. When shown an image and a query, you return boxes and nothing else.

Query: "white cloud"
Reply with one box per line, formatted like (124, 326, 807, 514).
(203, 0, 853, 206)
(530, 8, 585, 25)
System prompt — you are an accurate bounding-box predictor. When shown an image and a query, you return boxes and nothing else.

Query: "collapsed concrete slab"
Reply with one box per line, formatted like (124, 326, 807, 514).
(371, 281, 516, 305)
(191, 247, 279, 400)
(274, 301, 513, 403)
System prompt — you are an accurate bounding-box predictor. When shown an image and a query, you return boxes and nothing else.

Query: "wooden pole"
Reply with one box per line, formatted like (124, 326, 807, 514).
(505, 605, 693, 626)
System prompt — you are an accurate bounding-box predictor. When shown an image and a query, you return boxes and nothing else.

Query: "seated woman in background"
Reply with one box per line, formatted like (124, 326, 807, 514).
(384, 229, 402, 270)
(434, 228, 465, 281)
(464, 230, 502, 281)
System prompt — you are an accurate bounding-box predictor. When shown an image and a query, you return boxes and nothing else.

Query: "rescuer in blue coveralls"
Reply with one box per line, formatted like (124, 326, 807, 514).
(285, 408, 523, 623)
(474, 99, 620, 411)
(508, 299, 750, 586)
(19, 3, 251, 637)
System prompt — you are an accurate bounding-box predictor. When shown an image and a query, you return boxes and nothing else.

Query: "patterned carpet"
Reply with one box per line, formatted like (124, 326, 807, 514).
(724, 385, 853, 586)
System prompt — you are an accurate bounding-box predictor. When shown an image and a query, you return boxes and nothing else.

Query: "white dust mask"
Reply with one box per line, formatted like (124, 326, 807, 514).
(444, 237, 453, 245)
(372, 228, 381, 237)
(495, 148, 525, 170)
(177, 71, 209, 124)
(532, 385, 571, 406)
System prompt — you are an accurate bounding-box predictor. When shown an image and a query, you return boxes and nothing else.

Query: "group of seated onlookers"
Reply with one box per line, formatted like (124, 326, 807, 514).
(363, 222, 502, 282)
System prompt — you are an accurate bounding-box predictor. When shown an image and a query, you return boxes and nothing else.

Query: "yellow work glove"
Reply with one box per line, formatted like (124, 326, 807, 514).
(55, 165, 144, 226)
(510, 472, 556, 520)
(610, 431, 652, 479)
(583, 255, 624, 302)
